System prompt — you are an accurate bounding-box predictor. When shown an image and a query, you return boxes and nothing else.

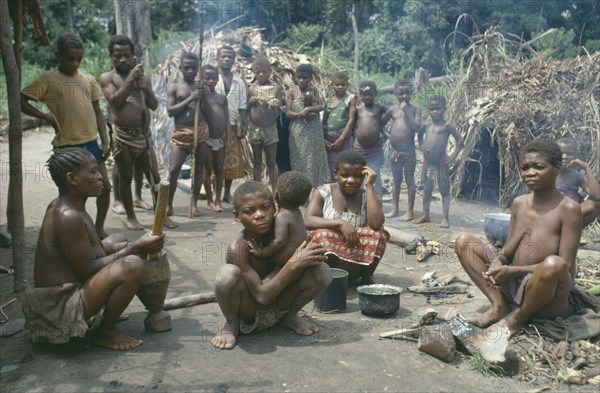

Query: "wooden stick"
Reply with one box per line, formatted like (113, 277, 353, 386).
(189, 12, 205, 218)
(163, 293, 216, 310)
(147, 181, 170, 260)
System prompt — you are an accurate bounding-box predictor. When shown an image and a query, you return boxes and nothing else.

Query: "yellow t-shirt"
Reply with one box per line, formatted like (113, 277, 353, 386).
(21, 69, 103, 146)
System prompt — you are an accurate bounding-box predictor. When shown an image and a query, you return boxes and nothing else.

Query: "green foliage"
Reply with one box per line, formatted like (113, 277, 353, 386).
(149, 0, 198, 33)
(149, 30, 195, 69)
(80, 41, 112, 79)
(469, 354, 505, 377)
(533, 28, 579, 60)
(280, 23, 321, 53)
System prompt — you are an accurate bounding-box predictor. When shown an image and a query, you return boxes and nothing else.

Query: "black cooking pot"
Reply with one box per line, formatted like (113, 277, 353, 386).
(357, 284, 402, 316)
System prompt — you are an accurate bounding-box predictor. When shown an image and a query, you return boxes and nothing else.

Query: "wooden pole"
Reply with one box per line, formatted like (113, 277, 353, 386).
(147, 181, 169, 260)
(190, 13, 205, 217)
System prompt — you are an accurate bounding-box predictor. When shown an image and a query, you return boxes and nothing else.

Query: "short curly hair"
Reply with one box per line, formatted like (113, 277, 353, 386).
(56, 33, 84, 54)
(522, 139, 562, 167)
(233, 180, 272, 211)
(47, 147, 94, 191)
(335, 150, 366, 170)
(277, 171, 313, 208)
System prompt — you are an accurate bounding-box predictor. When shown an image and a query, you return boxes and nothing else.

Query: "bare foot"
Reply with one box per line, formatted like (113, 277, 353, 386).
(413, 215, 430, 224)
(133, 199, 152, 210)
(164, 216, 178, 229)
(399, 212, 414, 222)
(223, 194, 232, 204)
(191, 206, 204, 217)
(126, 218, 144, 230)
(96, 228, 109, 240)
(278, 314, 319, 336)
(211, 323, 238, 350)
(440, 218, 450, 228)
(385, 210, 399, 218)
(207, 202, 219, 212)
(215, 202, 225, 212)
(112, 203, 126, 215)
(93, 329, 143, 350)
(469, 305, 509, 328)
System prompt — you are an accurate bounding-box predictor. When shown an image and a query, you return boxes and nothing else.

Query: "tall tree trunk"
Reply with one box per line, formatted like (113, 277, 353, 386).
(1, 0, 28, 293)
(351, 3, 360, 89)
(114, 0, 152, 61)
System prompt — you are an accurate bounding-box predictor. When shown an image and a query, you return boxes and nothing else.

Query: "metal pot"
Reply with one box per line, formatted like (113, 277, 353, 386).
(483, 213, 510, 247)
(357, 284, 402, 316)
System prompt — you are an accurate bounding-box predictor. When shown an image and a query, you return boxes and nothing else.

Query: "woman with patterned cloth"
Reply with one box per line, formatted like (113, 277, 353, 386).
(304, 150, 389, 284)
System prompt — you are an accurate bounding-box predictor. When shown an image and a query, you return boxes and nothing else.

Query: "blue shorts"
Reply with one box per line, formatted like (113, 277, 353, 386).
(57, 140, 103, 162)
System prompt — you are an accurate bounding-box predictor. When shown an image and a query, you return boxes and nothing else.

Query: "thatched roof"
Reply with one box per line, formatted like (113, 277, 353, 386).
(150, 27, 326, 171)
(446, 29, 599, 209)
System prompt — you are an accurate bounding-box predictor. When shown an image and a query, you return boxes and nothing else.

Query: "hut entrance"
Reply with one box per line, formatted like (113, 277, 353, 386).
(459, 130, 503, 204)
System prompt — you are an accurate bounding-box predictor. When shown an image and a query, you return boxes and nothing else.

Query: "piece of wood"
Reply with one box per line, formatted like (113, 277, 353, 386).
(190, 12, 205, 218)
(386, 227, 421, 247)
(163, 293, 216, 310)
(380, 326, 421, 339)
(147, 181, 170, 259)
(408, 285, 468, 294)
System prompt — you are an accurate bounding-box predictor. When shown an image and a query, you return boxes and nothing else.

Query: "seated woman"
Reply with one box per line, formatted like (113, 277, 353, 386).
(304, 150, 389, 284)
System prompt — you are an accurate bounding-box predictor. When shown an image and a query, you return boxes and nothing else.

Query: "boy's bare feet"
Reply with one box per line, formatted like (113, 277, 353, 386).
(278, 314, 319, 336)
(190, 206, 204, 217)
(133, 198, 152, 210)
(211, 323, 238, 350)
(215, 202, 225, 212)
(440, 218, 450, 228)
(469, 304, 509, 328)
(93, 329, 143, 350)
(126, 218, 144, 230)
(164, 216, 178, 229)
(385, 210, 399, 218)
(413, 215, 430, 224)
(399, 212, 414, 222)
(112, 202, 126, 215)
(207, 202, 221, 212)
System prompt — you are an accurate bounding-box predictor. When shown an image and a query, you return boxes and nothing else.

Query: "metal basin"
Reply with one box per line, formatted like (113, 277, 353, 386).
(483, 213, 511, 247)
(357, 284, 402, 316)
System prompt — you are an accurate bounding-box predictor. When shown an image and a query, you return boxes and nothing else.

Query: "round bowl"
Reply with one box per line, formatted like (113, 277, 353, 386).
(483, 213, 510, 247)
(356, 284, 402, 316)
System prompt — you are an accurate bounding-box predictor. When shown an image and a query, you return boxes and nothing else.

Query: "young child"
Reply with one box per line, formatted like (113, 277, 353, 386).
(286, 64, 330, 187)
(211, 181, 331, 350)
(383, 80, 422, 220)
(248, 171, 313, 266)
(322, 71, 357, 180)
(22, 147, 164, 350)
(248, 57, 285, 194)
(413, 96, 463, 228)
(454, 140, 597, 340)
(354, 81, 388, 196)
(166, 52, 209, 221)
(556, 137, 600, 227)
(21, 33, 111, 239)
(202, 64, 230, 212)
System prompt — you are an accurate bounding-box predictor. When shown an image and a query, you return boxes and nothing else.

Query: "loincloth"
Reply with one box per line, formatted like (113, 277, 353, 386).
(205, 136, 224, 151)
(239, 307, 288, 334)
(308, 227, 390, 266)
(170, 123, 209, 152)
(22, 282, 104, 344)
(113, 124, 150, 158)
(223, 125, 246, 180)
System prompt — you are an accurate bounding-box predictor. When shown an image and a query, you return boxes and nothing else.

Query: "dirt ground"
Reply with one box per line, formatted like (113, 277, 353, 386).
(0, 128, 597, 392)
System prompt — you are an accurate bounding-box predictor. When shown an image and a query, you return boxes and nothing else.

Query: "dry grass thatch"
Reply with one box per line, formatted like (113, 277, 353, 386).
(149, 26, 326, 172)
(446, 27, 600, 206)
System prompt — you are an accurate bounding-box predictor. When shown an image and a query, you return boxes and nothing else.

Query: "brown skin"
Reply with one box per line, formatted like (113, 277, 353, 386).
(322, 78, 357, 151)
(454, 151, 582, 336)
(202, 69, 230, 213)
(354, 90, 388, 149)
(166, 58, 206, 220)
(248, 195, 309, 266)
(382, 87, 421, 221)
(21, 47, 111, 239)
(248, 66, 285, 194)
(304, 164, 385, 284)
(211, 191, 331, 350)
(557, 141, 600, 227)
(99, 44, 172, 229)
(35, 155, 164, 350)
(413, 101, 464, 228)
(217, 48, 249, 203)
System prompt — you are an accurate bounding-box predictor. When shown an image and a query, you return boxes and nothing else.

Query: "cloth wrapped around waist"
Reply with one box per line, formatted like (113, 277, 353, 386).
(170, 123, 209, 151)
(113, 124, 149, 149)
(308, 227, 389, 266)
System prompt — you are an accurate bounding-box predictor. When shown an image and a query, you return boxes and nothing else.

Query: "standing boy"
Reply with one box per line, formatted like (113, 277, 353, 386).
(23, 148, 164, 350)
(354, 81, 388, 195)
(166, 51, 208, 221)
(201, 64, 230, 212)
(99, 35, 174, 229)
(454, 140, 597, 339)
(383, 80, 422, 221)
(413, 96, 463, 228)
(215, 46, 248, 204)
(322, 71, 357, 181)
(21, 33, 111, 239)
(248, 57, 285, 194)
(556, 137, 600, 227)
(211, 180, 331, 350)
